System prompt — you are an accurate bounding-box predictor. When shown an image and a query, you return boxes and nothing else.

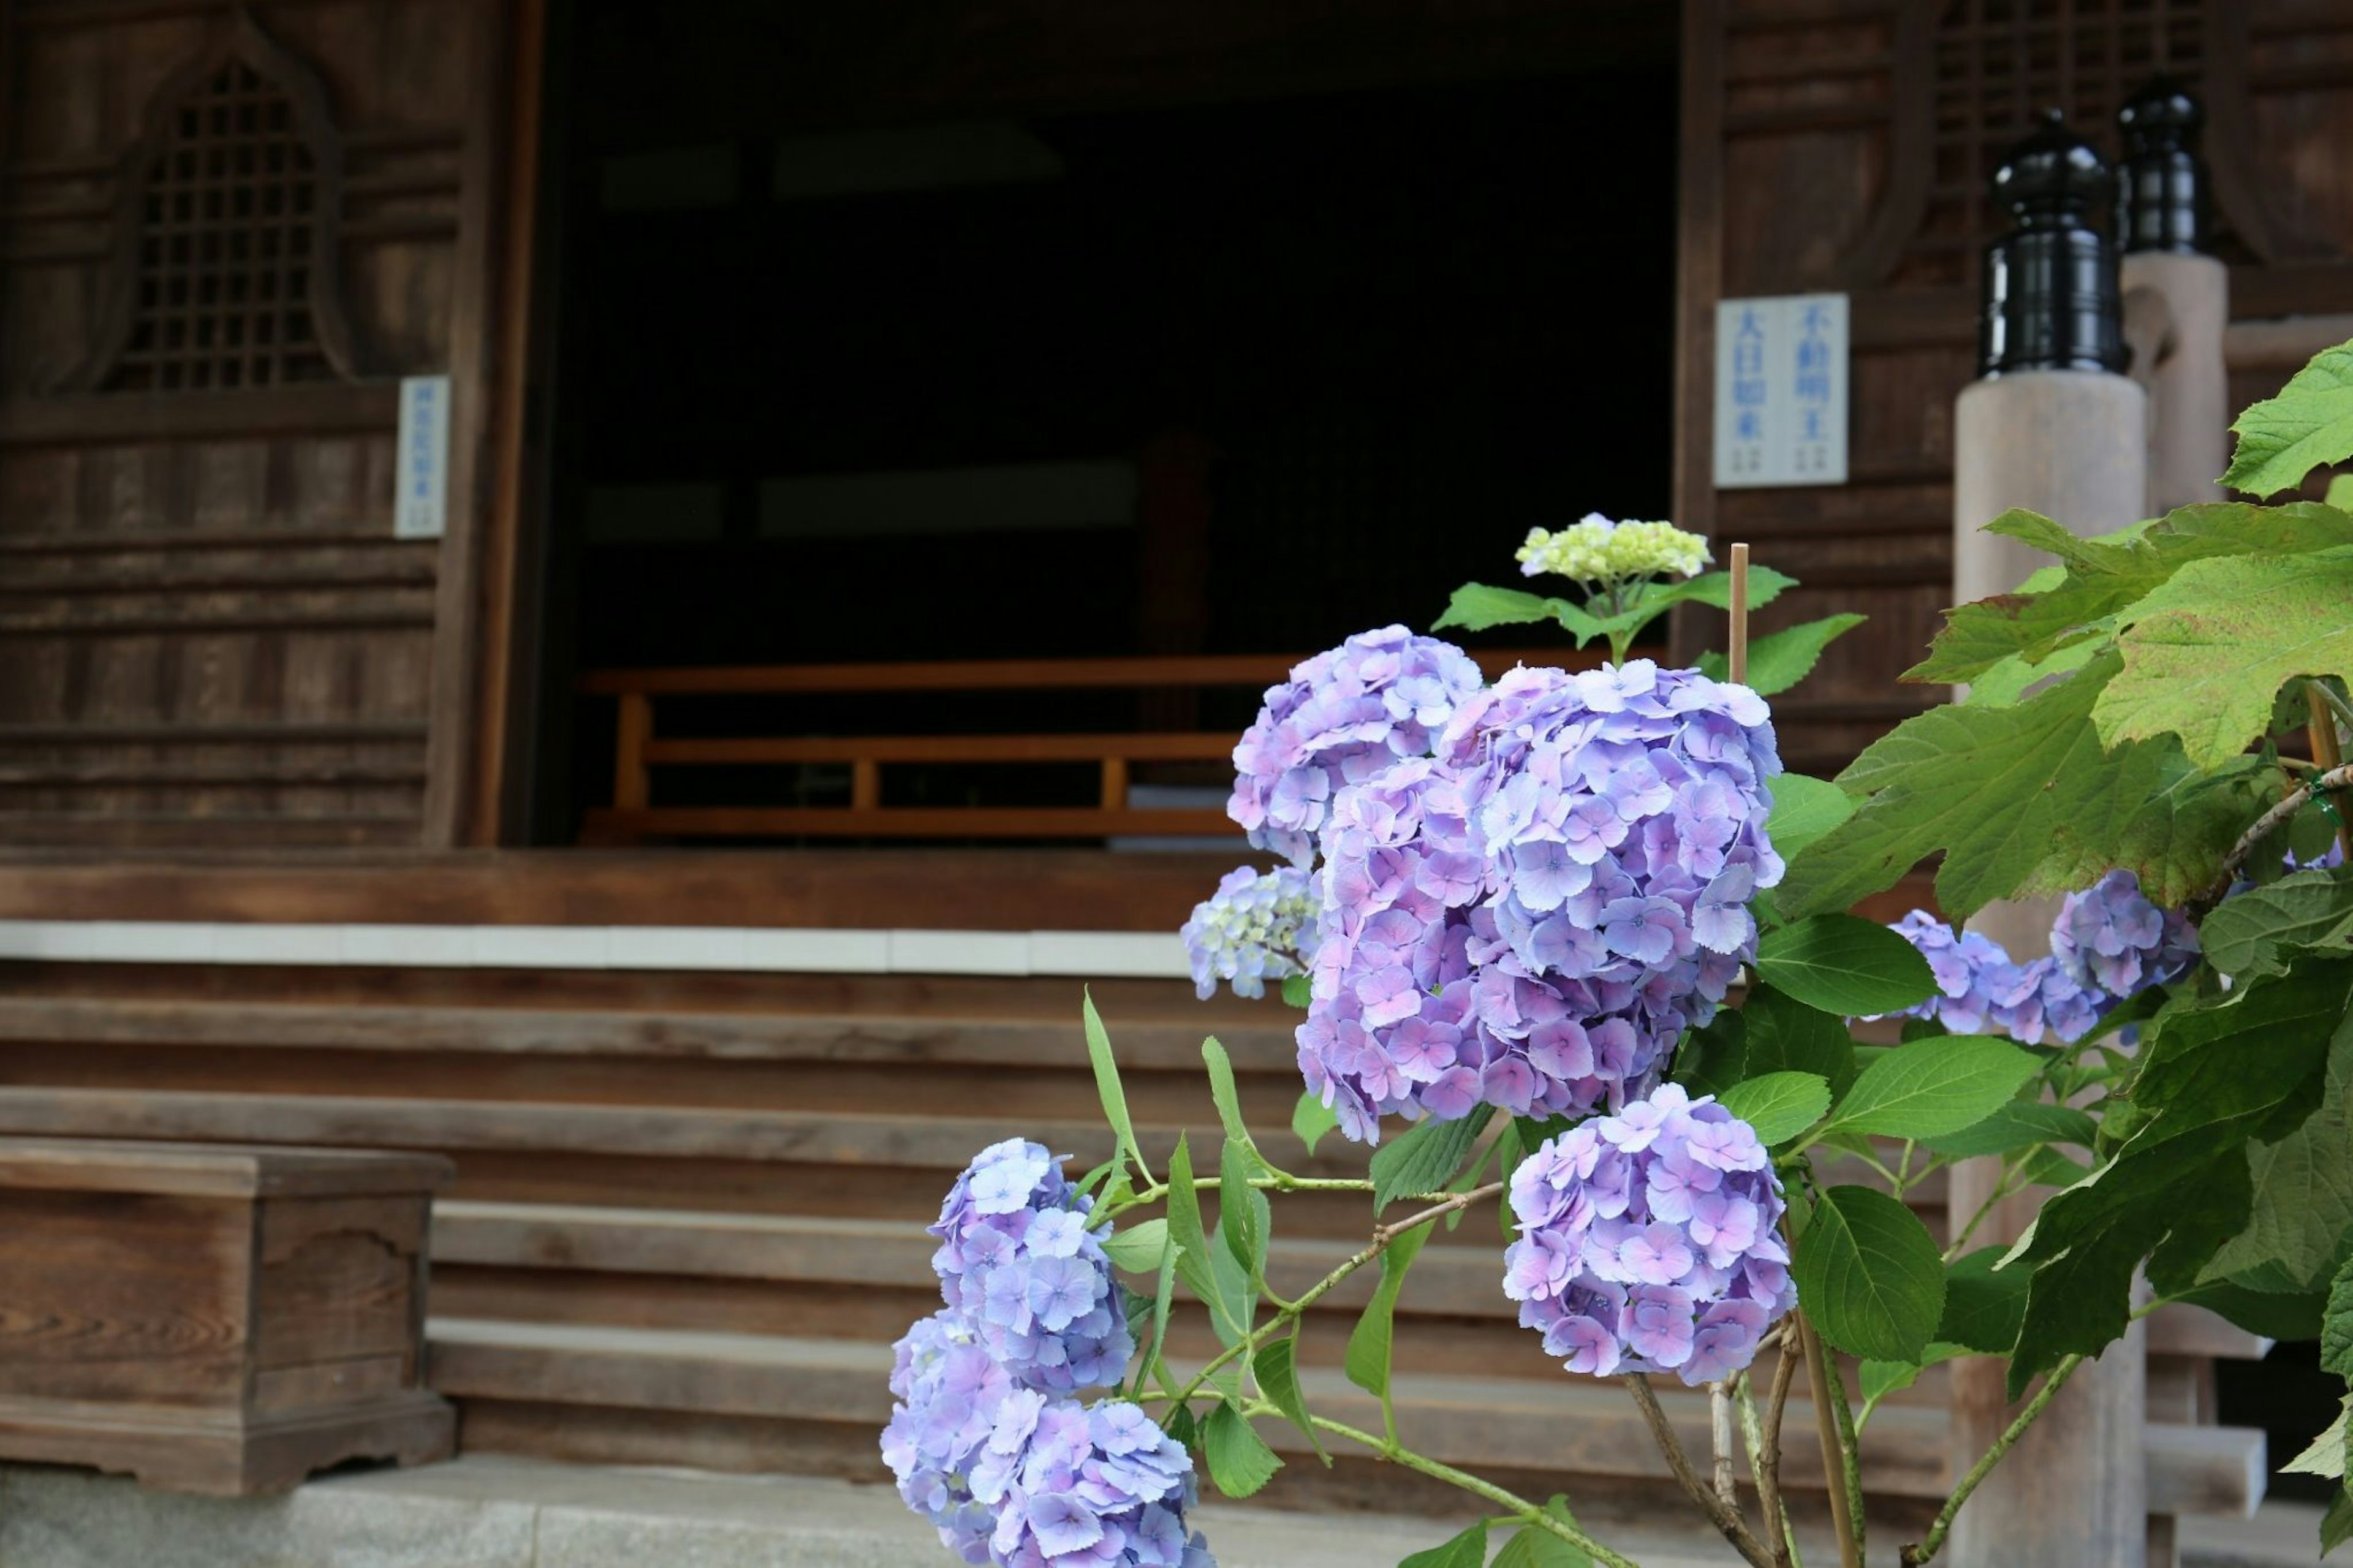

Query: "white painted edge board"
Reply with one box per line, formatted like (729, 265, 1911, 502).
(0, 920, 1187, 979)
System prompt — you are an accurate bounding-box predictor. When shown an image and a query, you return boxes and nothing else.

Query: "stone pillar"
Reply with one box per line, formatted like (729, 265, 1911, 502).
(2122, 251, 2229, 514)
(1944, 113, 2151, 1568)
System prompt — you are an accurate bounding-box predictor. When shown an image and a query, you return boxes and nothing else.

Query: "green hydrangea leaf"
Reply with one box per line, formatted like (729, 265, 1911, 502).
(1431, 583, 1578, 634)
(1251, 1334, 1329, 1463)
(2224, 339, 2353, 498)
(1399, 1523, 1491, 1568)
(1740, 984, 1858, 1096)
(1755, 913, 1936, 1016)
(1857, 1342, 1967, 1433)
(1821, 1035, 2040, 1142)
(1922, 1100, 2096, 1158)
(2199, 868, 2353, 979)
(1200, 1401, 1283, 1498)
(1716, 1070, 1832, 1146)
(1369, 1106, 1495, 1211)
(1794, 1184, 1946, 1362)
(1344, 1210, 1434, 1399)
(1492, 1499, 1596, 1567)
(2095, 547, 2353, 770)
(1696, 613, 1865, 697)
(1102, 1219, 1170, 1273)
(1292, 1089, 1340, 1157)
(1646, 564, 1797, 614)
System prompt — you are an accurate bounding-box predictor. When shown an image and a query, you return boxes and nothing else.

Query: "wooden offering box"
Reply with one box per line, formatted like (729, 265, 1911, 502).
(0, 1138, 457, 1494)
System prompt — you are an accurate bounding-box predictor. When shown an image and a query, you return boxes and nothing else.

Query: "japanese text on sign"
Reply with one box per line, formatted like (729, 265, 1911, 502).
(394, 374, 452, 539)
(1713, 294, 1847, 488)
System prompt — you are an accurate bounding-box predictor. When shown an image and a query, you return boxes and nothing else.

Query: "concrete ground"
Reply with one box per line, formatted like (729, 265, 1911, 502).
(0, 1456, 2327, 1567)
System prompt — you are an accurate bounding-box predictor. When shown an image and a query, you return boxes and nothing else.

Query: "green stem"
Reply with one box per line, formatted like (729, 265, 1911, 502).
(1099, 1173, 1415, 1225)
(1299, 1410, 1643, 1568)
(1164, 1183, 1505, 1411)
(1941, 1156, 2026, 1262)
(1898, 1356, 2085, 1567)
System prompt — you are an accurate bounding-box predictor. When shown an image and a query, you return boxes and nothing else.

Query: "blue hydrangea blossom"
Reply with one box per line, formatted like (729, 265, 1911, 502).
(1874, 911, 2101, 1045)
(972, 1392, 1212, 1568)
(882, 1309, 1015, 1562)
(1181, 865, 1319, 1000)
(2050, 869, 2200, 998)
(1503, 1084, 1794, 1386)
(1297, 662, 1783, 1143)
(1227, 627, 1485, 866)
(931, 1140, 1134, 1396)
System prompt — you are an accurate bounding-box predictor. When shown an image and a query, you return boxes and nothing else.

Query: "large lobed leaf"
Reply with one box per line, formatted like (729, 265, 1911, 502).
(2003, 957, 2353, 1393)
(1778, 656, 2270, 920)
(1909, 502, 2353, 686)
(2224, 338, 2353, 498)
(2096, 546, 2353, 770)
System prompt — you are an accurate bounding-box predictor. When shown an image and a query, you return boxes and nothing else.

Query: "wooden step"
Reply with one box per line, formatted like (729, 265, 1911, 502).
(0, 994, 1302, 1071)
(427, 1201, 2263, 1360)
(422, 1317, 2264, 1517)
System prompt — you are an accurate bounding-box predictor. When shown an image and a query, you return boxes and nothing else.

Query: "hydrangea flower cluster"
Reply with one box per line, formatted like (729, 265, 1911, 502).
(887, 1143, 1214, 1566)
(1517, 513, 1711, 586)
(931, 1140, 1132, 1394)
(1502, 1085, 1794, 1386)
(2050, 869, 2200, 998)
(978, 1394, 1210, 1568)
(1298, 661, 1783, 1143)
(1226, 626, 1485, 866)
(882, 1314, 1210, 1567)
(1876, 911, 2102, 1045)
(1181, 865, 1318, 1001)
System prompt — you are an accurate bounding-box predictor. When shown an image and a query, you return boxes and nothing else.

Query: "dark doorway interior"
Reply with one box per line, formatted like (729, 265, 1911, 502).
(525, 6, 1680, 842)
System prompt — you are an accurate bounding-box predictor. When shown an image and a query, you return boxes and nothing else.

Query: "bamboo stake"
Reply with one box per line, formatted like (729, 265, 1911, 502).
(1729, 542, 1752, 686)
(2307, 683, 2351, 862)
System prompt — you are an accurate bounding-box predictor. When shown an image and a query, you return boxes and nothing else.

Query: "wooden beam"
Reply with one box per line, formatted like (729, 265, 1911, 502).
(0, 849, 1252, 930)
(0, 383, 400, 446)
(423, 0, 521, 850)
(578, 805, 1239, 841)
(577, 647, 1591, 696)
(642, 732, 1235, 766)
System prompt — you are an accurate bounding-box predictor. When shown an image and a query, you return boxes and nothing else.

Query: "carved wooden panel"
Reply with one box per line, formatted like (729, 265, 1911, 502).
(1680, 0, 2353, 781)
(0, 0, 512, 849)
(59, 13, 361, 395)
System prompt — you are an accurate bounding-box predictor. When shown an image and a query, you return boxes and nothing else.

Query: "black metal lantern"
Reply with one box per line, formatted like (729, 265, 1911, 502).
(2115, 77, 2210, 255)
(1978, 110, 2126, 377)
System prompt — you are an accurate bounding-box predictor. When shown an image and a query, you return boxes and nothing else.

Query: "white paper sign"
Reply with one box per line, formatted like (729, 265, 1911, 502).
(1713, 294, 1848, 488)
(394, 374, 452, 539)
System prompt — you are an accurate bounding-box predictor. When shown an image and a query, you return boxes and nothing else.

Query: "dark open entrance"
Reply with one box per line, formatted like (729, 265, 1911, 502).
(522, 3, 1680, 845)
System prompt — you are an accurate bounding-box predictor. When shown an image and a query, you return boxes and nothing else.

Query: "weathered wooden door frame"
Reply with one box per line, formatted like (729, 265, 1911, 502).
(422, 0, 548, 848)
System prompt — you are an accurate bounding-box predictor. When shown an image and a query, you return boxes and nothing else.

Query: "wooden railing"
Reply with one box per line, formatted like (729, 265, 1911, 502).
(576, 648, 1599, 844)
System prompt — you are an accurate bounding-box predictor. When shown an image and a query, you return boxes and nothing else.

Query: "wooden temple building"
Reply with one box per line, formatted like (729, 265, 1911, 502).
(1, 0, 2351, 1556)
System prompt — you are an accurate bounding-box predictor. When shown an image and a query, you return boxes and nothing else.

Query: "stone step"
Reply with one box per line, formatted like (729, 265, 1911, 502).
(0, 1453, 1762, 1568)
(0, 1454, 2321, 1568)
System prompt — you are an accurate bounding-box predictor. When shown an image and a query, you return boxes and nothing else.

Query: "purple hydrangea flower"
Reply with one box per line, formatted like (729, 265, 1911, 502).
(881, 1309, 1014, 1561)
(1227, 627, 1485, 866)
(1296, 661, 1783, 1143)
(931, 1140, 1134, 1395)
(1872, 911, 2101, 1046)
(1503, 1084, 1794, 1387)
(976, 1393, 1214, 1568)
(2051, 869, 2200, 999)
(1182, 865, 1319, 1001)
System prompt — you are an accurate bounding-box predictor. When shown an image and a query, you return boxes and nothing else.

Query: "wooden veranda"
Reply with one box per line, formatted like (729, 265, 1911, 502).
(3, 0, 2352, 1555)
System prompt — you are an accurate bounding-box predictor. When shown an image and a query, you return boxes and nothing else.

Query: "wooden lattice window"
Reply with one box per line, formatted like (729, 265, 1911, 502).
(1903, 0, 2208, 284)
(57, 12, 359, 394)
